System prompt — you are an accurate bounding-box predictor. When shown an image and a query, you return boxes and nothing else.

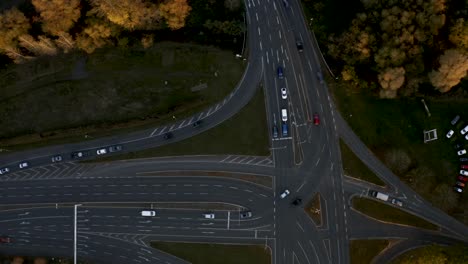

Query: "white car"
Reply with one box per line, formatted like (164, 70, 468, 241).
(96, 148, 107, 155)
(281, 87, 287, 99)
(19, 162, 29, 169)
(460, 170, 468, 176)
(391, 198, 403, 207)
(280, 189, 290, 199)
(454, 187, 463, 193)
(281, 108, 288, 122)
(461, 125, 468, 135)
(446, 130, 454, 138)
(458, 149, 467, 156)
(465, 134, 468, 140)
(203, 213, 215, 219)
(141, 210, 156, 216)
(0, 167, 10, 174)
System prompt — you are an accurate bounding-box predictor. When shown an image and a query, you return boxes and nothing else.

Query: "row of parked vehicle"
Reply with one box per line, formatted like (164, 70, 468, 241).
(447, 115, 468, 193)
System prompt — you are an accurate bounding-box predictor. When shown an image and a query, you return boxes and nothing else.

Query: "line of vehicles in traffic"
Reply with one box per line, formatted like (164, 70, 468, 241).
(368, 190, 403, 207)
(141, 210, 253, 219)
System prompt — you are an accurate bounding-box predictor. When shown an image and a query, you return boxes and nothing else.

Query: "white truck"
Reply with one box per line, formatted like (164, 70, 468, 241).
(368, 190, 389, 201)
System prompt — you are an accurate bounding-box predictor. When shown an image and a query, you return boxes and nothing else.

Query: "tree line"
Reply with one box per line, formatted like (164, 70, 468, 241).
(0, 0, 244, 64)
(307, 0, 468, 96)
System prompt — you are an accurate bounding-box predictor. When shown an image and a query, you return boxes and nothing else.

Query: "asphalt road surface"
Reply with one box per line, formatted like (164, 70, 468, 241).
(1, 0, 468, 263)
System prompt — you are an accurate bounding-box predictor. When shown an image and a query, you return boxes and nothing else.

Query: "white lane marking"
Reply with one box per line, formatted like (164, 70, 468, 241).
(273, 2, 276, 10)
(256, 13, 258, 21)
(276, 16, 279, 24)
(260, 41, 263, 51)
(279, 30, 282, 39)
(296, 221, 305, 232)
(258, 27, 261, 36)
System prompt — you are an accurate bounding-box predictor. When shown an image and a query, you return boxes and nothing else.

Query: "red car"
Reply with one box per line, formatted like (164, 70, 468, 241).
(458, 175, 468, 182)
(461, 165, 468, 169)
(0, 237, 11, 243)
(313, 113, 320, 125)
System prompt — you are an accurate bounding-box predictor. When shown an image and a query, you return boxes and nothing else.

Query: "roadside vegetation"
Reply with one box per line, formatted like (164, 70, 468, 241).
(304, 192, 322, 226)
(94, 87, 269, 160)
(349, 239, 389, 264)
(0, 256, 89, 264)
(339, 139, 385, 186)
(390, 244, 468, 264)
(352, 197, 438, 230)
(302, 0, 468, 224)
(151, 241, 271, 264)
(0, 0, 246, 151)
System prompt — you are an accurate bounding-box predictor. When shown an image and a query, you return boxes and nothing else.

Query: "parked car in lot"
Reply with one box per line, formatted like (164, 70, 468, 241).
(461, 125, 468, 135)
(465, 134, 468, 140)
(203, 213, 215, 219)
(108, 145, 123, 153)
(163, 132, 173, 140)
(313, 113, 320, 125)
(18, 162, 29, 169)
(457, 149, 466, 156)
(391, 198, 403, 207)
(461, 158, 468, 162)
(454, 186, 463, 193)
(446, 130, 454, 138)
(451, 115, 460, 125)
(0, 167, 10, 174)
(281, 87, 287, 99)
(458, 175, 468, 182)
(240, 211, 252, 219)
(456, 181, 466, 188)
(280, 189, 290, 199)
(51, 155, 62, 163)
(460, 170, 468, 176)
(454, 143, 463, 150)
(96, 148, 107, 155)
(461, 165, 468, 169)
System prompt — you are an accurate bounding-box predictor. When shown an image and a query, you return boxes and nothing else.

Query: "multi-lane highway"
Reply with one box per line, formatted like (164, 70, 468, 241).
(1, 0, 468, 263)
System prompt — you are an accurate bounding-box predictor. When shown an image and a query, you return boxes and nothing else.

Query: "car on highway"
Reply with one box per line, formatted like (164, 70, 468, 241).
(281, 87, 287, 99)
(457, 149, 466, 156)
(280, 189, 290, 199)
(296, 41, 303, 52)
(282, 123, 288, 137)
(240, 211, 252, 219)
(141, 210, 156, 217)
(51, 155, 62, 163)
(203, 213, 215, 219)
(192, 120, 202, 127)
(292, 198, 302, 206)
(71, 151, 90, 159)
(456, 181, 465, 188)
(461, 125, 468, 135)
(0, 236, 11, 243)
(391, 198, 403, 207)
(313, 113, 320, 125)
(460, 170, 468, 176)
(18, 162, 29, 169)
(454, 186, 463, 193)
(163, 132, 173, 140)
(96, 148, 107, 155)
(316, 71, 324, 84)
(277, 66, 284, 79)
(273, 125, 279, 138)
(451, 115, 460, 125)
(0, 167, 10, 175)
(446, 130, 454, 138)
(281, 108, 288, 122)
(108, 145, 123, 153)
(458, 175, 468, 182)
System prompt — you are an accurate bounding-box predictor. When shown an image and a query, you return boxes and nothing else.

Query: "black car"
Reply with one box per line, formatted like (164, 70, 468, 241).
(292, 198, 302, 206)
(163, 132, 173, 140)
(193, 120, 202, 128)
(454, 143, 463, 150)
(273, 125, 279, 138)
(240, 211, 252, 219)
(296, 41, 303, 52)
(108, 145, 123, 153)
(71, 151, 90, 159)
(461, 157, 468, 162)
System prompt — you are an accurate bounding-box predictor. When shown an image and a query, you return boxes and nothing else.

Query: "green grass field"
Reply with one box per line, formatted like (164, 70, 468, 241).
(352, 197, 438, 230)
(151, 242, 271, 264)
(391, 244, 468, 264)
(339, 139, 385, 186)
(350, 240, 389, 264)
(0, 42, 244, 152)
(93, 87, 269, 160)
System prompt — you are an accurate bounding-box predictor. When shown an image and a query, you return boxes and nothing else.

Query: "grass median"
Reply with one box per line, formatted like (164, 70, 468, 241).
(0, 42, 245, 153)
(94, 86, 269, 160)
(352, 197, 438, 230)
(390, 244, 468, 263)
(350, 239, 389, 264)
(151, 242, 271, 264)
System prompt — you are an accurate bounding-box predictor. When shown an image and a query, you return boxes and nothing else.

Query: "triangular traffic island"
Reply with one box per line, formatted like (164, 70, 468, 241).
(304, 192, 322, 227)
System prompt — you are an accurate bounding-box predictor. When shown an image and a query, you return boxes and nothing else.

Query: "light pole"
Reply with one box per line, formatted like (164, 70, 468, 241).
(74, 204, 82, 264)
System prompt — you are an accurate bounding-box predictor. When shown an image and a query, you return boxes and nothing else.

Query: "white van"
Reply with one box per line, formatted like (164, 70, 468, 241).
(281, 108, 288, 122)
(141, 210, 156, 217)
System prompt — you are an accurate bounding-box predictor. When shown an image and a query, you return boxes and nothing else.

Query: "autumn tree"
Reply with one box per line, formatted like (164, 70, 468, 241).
(449, 18, 468, 50)
(429, 49, 468, 93)
(378, 67, 405, 98)
(18, 34, 58, 56)
(32, 0, 81, 36)
(159, 0, 192, 30)
(0, 8, 31, 62)
(89, 0, 160, 30)
(75, 19, 115, 53)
